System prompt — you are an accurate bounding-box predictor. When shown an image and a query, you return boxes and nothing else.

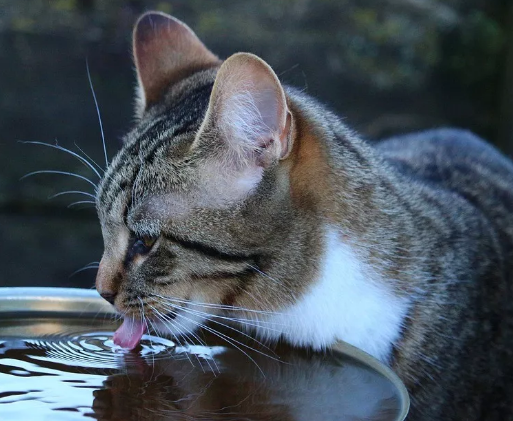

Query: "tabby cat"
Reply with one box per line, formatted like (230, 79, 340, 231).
(94, 11, 513, 420)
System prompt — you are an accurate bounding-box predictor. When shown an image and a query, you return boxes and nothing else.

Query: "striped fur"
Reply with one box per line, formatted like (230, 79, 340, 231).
(95, 12, 513, 421)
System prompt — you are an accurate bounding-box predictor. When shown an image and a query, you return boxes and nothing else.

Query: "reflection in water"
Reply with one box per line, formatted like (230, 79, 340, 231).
(0, 322, 403, 421)
(91, 345, 400, 421)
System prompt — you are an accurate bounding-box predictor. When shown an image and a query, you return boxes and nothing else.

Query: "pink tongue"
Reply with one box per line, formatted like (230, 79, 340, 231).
(113, 318, 146, 350)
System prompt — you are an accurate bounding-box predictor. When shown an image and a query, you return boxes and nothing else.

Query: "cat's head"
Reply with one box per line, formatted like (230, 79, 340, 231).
(95, 12, 325, 347)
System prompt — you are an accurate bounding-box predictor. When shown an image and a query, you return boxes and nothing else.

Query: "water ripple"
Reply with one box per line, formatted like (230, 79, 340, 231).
(25, 332, 176, 370)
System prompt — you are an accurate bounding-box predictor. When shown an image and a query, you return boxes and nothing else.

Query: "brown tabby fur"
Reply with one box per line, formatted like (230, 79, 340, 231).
(95, 11, 513, 420)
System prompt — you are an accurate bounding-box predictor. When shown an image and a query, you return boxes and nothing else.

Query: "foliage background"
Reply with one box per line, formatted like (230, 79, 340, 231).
(0, 0, 511, 288)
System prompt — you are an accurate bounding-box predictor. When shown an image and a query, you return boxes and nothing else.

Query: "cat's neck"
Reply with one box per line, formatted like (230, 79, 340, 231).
(234, 89, 416, 361)
(287, 88, 420, 293)
(254, 226, 411, 362)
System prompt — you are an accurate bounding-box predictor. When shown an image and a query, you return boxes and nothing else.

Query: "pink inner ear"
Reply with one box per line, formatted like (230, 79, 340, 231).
(133, 12, 219, 107)
(209, 54, 290, 166)
(219, 87, 281, 148)
(253, 88, 282, 135)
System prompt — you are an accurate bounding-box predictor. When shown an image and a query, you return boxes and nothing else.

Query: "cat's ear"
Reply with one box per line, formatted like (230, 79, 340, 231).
(133, 11, 219, 114)
(197, 52, 293, 168)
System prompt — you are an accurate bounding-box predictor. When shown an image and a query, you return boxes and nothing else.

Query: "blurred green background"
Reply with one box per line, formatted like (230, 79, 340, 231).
(1, 0, 512, 289)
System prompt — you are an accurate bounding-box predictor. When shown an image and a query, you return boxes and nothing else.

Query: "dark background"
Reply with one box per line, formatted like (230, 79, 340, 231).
(1, 0, 512, 289)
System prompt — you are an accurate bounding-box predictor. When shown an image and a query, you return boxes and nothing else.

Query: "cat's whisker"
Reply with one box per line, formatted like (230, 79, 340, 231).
(81, 260, 100, 267)
(49, 190, 97, 200)
(241, 289, 274, 316)
(206, 312, 284, 329)
(157, 298, 283, 331)
(68, 205, 96, 211)
(145, 314, 169, 364)
(178, 309, 279, 360)
(69, 262, 100, 278)
(73, 264, 99, 271)
(161, 301, 280, 363)
(167, 303, 280, 359)
(171, 320, 220, 375)
(145, 316, 161, 340)
(86, 59, 108, 168)
(172, 311, 266, 377)
(74, 142, 105, 174)
(138, 298, 150, 342)
(150, 293, 281, 316)
(20, 170, 98, 190)
(138, 298, 158, 375)
(247, 264, 296, 296)
(67, 200, 96, 208)
(18, 140, 102, 179)
(144, 316, 182, 383)
(149, 304, 210, 350)
(149, 305, 196, 369)
(165, 316, 209, 374)
(153, 295, 282, 327)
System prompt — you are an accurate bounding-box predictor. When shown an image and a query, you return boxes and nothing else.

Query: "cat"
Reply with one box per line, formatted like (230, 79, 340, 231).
(94, 11, 513, 421)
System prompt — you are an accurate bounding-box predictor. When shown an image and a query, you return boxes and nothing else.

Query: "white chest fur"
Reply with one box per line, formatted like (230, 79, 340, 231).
(253, 228, 409, 363)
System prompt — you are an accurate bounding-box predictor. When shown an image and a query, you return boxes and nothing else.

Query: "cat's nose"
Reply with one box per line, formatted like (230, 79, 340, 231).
(99, 291, 117, 305)
(96, 257, 121, 306)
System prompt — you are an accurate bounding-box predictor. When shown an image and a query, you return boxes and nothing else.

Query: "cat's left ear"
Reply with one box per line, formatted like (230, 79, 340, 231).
(196, 53, 293, 167)
(133, 11, 220, 115)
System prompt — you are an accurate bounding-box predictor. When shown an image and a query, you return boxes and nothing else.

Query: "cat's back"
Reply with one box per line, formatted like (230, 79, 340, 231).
(376, 128, 513, 245)
(375, 129, 513, 420)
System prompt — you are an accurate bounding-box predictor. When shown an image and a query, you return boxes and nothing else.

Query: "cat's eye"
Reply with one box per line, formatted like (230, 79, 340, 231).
(141, 235, 157, 248)
(130, 235, 158, 256)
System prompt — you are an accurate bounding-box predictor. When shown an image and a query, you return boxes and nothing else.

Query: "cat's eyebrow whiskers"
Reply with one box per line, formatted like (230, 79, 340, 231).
(74, 142, 105, 174)
(67, 200, 96, 209)
(20, 170, 98, 191)
(49, 190, 97, 200)
(18, 140, 102, 178)
(69, 261, 100, 278)
(86, 59, 109, 168)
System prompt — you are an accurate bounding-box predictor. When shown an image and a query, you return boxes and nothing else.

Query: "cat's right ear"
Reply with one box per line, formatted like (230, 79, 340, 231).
(196, 53, 293, 168)
(133, 11, 219, 117)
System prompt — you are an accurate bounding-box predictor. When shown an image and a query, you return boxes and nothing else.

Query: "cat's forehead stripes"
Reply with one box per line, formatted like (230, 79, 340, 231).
(96, 75, 215, 221)
(98, 81, 212, 196)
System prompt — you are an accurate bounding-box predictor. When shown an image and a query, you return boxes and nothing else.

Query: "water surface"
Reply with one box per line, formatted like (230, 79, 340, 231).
(0, 317, 405, 420)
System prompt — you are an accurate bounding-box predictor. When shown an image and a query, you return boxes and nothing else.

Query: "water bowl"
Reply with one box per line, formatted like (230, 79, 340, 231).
(0, 287, 409, 420)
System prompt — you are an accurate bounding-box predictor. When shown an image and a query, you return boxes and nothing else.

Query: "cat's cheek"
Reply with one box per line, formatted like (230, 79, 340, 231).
(198, 161, 264, 208)
(233, 166, 264, 195)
